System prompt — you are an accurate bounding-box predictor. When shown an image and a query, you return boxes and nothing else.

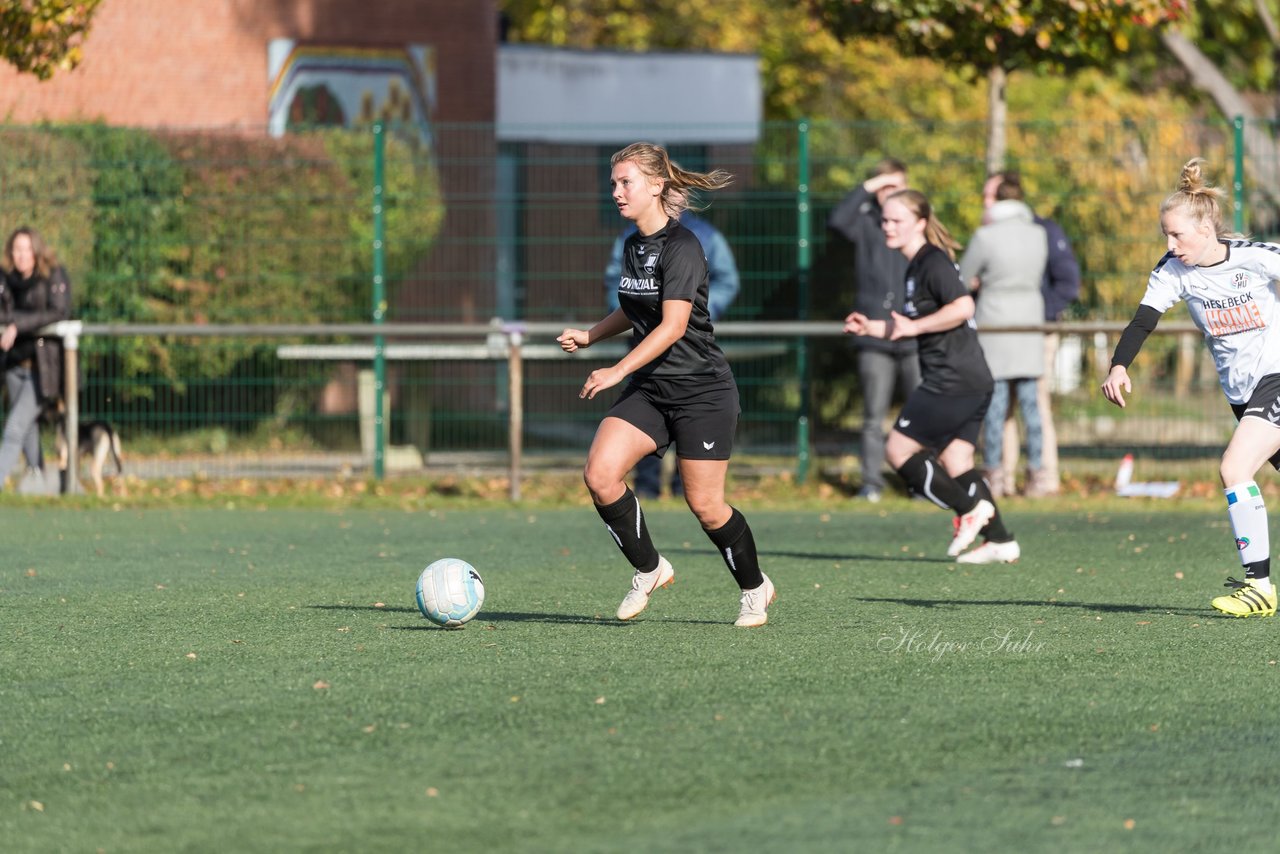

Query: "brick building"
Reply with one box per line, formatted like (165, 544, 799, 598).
(0, 0, 494, 127)
(0, 0, 499, 325)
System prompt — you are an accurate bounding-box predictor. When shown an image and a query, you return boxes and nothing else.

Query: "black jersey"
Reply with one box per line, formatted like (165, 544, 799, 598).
(904, 243, 993, 395)
(617, 219, 731, 380)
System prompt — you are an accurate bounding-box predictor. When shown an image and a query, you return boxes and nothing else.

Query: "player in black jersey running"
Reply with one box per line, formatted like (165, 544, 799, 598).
(845, 189, 1020, 563)
(557, 142, 775, 627)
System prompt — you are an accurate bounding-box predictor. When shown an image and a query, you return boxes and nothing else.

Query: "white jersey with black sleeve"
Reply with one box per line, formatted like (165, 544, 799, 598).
(1141, 240, 1280, 404)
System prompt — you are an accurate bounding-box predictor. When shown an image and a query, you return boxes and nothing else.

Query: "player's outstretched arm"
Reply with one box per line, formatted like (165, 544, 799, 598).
(1102, 365, 1133, 408)
(1104, 304, 1162, 408)
(843, 311, 886, 338)
(557, 309, 631, 353)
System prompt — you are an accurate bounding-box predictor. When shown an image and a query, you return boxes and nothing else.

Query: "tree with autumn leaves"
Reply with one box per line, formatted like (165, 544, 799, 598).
(810, 1, 1188, 172)
(1, 0, 102, 80)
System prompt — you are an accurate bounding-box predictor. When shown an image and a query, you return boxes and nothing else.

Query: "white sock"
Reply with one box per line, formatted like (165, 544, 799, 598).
(1225, 480, 1270, 582)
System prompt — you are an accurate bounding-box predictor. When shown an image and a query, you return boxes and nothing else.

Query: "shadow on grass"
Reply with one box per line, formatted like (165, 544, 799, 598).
(310, 603, 720, 627)
(763, 550, 952, 564)
(309, 604, 419, 613)
(387, 611, 725, 628)
(395, 609, 616, 627)
(856, 595, 1207, 617)
(679, 546, 952, 565)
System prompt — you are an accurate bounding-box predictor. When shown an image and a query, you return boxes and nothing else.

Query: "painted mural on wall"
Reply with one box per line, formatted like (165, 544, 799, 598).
(267, 40, 437, 141)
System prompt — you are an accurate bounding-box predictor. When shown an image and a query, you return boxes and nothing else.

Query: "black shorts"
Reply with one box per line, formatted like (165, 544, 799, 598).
(1230, 373, 1280, 469)
(606, 371, 739, 460)
(893, 387, 991, 451)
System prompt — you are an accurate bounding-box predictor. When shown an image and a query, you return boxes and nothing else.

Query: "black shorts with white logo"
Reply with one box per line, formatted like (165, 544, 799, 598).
(893, 387, 991, 452)
(1231, 372, 1280, 469)
(606, 371, 739, 461)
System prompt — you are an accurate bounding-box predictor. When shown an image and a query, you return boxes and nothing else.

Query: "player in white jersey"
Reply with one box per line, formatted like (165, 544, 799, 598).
(1103, 158, 1280, 617)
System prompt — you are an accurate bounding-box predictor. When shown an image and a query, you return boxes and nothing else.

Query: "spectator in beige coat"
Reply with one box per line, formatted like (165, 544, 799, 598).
(958, 178, 1048, 497)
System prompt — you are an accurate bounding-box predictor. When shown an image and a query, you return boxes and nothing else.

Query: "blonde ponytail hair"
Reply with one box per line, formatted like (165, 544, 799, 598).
(1160, 158, 1229, 237)
(611, 142, 733, 219)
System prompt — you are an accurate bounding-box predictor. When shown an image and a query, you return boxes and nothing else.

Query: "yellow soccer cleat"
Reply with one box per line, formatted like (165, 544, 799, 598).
(1211, 577, 1277, 618)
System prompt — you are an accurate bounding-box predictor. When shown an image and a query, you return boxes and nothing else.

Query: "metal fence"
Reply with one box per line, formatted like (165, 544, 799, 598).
(1, 119, 1271, 488)
(29, 319, 1228, 496)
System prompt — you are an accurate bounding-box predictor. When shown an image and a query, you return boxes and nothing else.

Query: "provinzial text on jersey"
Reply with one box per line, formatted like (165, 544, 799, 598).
(620, 277, 658, 293)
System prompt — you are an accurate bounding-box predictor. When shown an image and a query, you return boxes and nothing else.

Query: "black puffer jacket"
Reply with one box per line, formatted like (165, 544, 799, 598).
(0, 266, 71, 402)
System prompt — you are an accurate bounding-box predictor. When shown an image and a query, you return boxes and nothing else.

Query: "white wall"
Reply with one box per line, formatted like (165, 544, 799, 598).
(497, 45, 761, 143)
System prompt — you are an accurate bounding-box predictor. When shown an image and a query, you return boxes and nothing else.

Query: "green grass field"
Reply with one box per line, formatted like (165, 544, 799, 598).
(2, 499, 1276, 852)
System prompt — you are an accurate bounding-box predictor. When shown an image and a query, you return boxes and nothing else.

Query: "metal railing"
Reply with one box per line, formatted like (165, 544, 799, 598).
(39, 319, 1216, 500)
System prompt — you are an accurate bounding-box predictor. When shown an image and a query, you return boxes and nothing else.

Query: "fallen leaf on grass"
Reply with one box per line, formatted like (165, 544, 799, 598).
(594, 696, 606, 705)
(1123, 819, 1136, 830)
(313, 680, 330, 690)
(426, 787, 439, 797)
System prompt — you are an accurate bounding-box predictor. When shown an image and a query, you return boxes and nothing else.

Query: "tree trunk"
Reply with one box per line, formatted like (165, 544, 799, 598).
(986, 65, 1007, 176)
(1161, 28, 1280, 222)
(1254, 0, 1280, 119)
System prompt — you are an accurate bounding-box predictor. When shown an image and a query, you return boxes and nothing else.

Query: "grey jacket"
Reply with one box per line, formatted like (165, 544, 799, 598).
(958, 200, 1047, 380)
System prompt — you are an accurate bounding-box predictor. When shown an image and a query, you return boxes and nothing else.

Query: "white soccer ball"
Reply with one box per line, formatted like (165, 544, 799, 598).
(415, 558, 485, 628)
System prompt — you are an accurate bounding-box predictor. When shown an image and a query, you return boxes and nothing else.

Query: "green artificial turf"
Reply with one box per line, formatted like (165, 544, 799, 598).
(1, 503, 1275, 852)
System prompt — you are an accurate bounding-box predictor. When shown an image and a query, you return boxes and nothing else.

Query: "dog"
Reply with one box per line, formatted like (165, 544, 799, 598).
(50, 406, 124, 497)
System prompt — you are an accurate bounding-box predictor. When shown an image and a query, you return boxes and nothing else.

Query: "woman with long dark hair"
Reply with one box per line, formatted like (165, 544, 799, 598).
(0, 227, 71, 491)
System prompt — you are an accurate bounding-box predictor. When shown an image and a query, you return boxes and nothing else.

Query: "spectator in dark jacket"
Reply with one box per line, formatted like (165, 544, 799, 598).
(828, 158, 920, 502)
(0, 227, 71, 492)
(983, 172, 1081, 496)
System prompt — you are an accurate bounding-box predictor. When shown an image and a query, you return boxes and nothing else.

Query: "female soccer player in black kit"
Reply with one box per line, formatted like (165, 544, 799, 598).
(557, 142, 775, 627)
(845, 190, 1020, 562)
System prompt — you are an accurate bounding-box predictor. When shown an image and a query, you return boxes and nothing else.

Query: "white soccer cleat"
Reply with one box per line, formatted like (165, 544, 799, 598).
(956, 539, 1021, 564)
(735, 574, 776, 628)
(947, 499, 995, 557)
(617, 556, 675, 620)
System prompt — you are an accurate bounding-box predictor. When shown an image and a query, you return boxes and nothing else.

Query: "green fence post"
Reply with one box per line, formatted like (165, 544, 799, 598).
(372, 122, 387, 480)
(1232, 115, 1246, 234)
(795, 119, 812, 483)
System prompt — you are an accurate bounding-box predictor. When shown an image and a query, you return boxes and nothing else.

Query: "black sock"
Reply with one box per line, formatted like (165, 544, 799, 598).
(594, 488, 660, 572)
(955, 469, 1012, 542)
(1245, 558, 1271, 582)
(896, 451, 976, 514)
(705, 507, 764, 590)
